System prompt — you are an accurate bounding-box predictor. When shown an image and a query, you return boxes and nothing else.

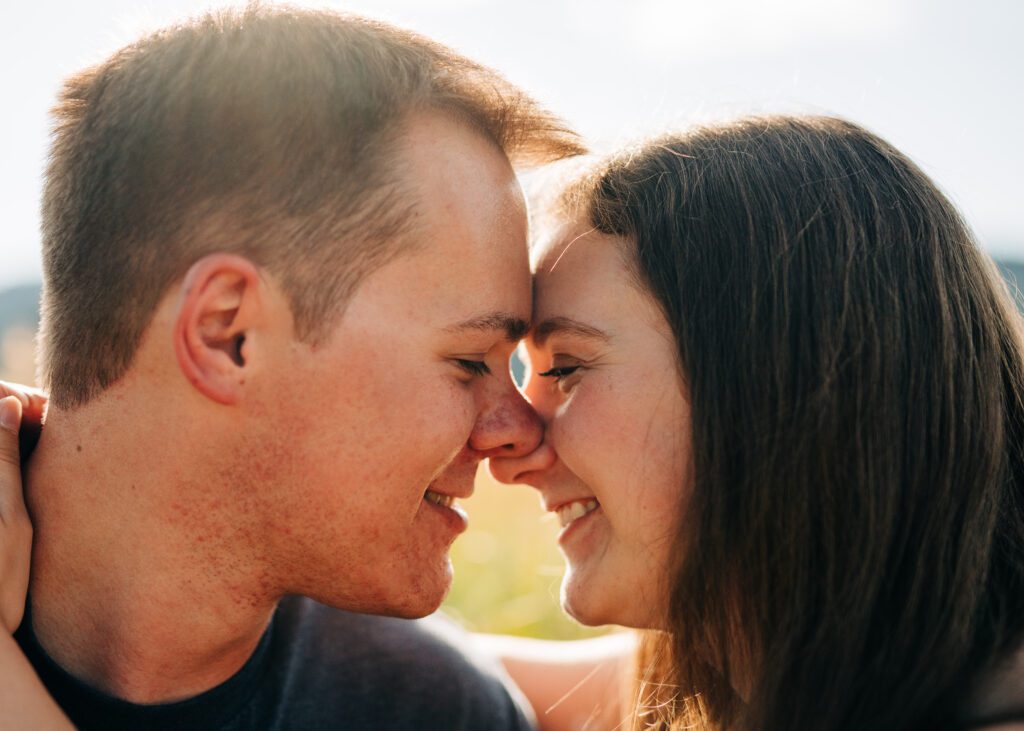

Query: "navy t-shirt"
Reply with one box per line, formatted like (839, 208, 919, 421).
(15, 596, 536, 730)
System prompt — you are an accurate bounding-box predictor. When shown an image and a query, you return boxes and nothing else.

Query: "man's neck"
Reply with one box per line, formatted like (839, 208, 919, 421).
(26, 398, 279, 704)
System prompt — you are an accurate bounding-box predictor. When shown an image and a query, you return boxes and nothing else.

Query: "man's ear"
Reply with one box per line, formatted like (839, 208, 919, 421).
(173, 254, 264, 405)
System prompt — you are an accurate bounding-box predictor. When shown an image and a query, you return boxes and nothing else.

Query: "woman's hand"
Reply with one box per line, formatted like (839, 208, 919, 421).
(0, 394, 33, 634)
(0, 380, 45, 634)
(0, 381, 47, 462)
(0, 383, 72, 728)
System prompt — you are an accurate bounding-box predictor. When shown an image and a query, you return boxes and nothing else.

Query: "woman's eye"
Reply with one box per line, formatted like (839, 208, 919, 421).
(537, 365, 580, 382)
(455, 359, 491, 377)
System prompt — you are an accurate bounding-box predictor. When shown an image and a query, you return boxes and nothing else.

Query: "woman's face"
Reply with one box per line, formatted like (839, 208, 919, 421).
(489, 218, 692, 629)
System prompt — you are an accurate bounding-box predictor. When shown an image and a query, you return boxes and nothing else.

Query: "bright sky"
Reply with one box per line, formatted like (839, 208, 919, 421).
(2, 0, 1021, 289)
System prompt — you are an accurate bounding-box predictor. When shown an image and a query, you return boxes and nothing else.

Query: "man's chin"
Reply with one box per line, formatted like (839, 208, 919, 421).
(385, 563, 454, 619)
(308, 559, 454, 619)
(349, 590, 450, 620)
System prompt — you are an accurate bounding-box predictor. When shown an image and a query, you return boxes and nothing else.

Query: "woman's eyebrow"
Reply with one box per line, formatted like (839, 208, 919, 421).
(443, 312, 530, 342)
(531, 316, 610, 347)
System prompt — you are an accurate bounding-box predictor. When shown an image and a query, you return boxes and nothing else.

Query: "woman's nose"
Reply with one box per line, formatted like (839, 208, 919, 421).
(487, 434, 557, 486)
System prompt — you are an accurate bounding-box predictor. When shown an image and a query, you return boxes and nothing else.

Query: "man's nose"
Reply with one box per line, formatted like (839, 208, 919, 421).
(484, 380, 558, 485)
(469, 387, 543, 459)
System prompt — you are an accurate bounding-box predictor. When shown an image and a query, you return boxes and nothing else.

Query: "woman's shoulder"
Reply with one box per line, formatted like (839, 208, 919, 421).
(957, 644, 1024, 730)
(960, 720, 1024, 731)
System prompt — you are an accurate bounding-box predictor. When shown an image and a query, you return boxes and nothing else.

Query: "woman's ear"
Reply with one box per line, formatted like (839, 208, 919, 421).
(173, 254, 264, 405)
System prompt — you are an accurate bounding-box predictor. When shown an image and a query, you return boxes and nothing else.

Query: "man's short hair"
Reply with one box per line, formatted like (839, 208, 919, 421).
(39, 4, 583, 408)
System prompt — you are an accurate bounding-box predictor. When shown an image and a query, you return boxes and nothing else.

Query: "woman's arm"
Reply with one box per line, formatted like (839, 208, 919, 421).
(475, 631, 636, 731)
(0, 389, 73, 729)
(0, 630, 73, 729)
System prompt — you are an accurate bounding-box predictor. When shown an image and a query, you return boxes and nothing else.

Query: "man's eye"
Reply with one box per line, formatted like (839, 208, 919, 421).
(537, 365, 580, 382)
(455, 359, 491, 377)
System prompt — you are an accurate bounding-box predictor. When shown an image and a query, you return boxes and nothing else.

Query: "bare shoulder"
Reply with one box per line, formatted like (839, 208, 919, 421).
(958, 644, 1024, 731)
(475, 632, 637, 731)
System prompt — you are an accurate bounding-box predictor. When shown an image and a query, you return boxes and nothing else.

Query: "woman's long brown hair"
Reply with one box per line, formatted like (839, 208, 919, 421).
(563, 116, 1024, 730)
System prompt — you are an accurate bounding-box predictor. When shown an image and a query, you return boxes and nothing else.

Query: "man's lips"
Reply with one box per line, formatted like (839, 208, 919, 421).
(423, 482, 474, 507)
(422, 487, 470, 533)
(424, 490, 456, 508)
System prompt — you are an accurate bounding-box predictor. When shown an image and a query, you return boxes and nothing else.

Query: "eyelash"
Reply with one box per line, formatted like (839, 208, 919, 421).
(538, 365, 580, 382)
(455, 359, 491, 377)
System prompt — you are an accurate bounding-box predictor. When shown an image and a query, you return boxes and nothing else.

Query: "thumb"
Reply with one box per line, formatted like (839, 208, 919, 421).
(0, 397, 25, 512)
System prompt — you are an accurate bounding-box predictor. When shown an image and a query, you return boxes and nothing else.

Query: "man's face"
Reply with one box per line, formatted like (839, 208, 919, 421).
(247, 112, 540, 617)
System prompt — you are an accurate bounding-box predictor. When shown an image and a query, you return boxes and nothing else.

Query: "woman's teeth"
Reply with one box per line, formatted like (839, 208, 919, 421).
(424, 490, 455, 508)
(556, 499, 599, 528)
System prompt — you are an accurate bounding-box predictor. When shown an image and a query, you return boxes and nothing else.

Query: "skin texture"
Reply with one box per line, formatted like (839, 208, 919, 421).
(23, 110, 543, 703)
(490, 219, 692, 630)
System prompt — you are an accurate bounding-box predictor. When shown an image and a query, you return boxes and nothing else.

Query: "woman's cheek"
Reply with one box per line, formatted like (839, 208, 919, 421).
(552, 382, 622, 481)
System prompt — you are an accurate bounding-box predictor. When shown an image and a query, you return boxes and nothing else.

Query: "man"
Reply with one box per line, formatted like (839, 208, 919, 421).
(1, 5, 584, 728)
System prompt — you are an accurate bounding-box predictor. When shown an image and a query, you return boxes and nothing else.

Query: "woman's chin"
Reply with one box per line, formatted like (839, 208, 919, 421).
(561, 594, 603, 627)
(560, 573, 616, 627)
(560, 570, 668, 629)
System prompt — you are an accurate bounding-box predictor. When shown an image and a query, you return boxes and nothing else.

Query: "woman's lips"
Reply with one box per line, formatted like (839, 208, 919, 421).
(554, 498, 600, 528)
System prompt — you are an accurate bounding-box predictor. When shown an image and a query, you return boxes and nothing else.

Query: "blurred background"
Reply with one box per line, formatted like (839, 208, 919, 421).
(2, 0, 1022, 639)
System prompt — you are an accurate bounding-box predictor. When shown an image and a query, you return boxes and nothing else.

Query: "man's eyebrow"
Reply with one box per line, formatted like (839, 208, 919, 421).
(531, 317, 610, 346)
(444, 312, 530, 342)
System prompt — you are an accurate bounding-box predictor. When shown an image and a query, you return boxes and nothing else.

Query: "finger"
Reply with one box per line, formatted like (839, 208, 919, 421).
(0, 382, 47, 460)
(0, 397, 27, 520)
(0, 382, 45, 414)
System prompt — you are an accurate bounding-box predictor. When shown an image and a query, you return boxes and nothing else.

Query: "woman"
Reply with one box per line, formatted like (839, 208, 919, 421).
(489, 115, 1024, 730)
(3, 114, 1024, 730)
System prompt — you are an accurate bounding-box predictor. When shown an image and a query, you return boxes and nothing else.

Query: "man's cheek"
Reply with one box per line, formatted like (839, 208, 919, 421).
(406, 381, 476, 448)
